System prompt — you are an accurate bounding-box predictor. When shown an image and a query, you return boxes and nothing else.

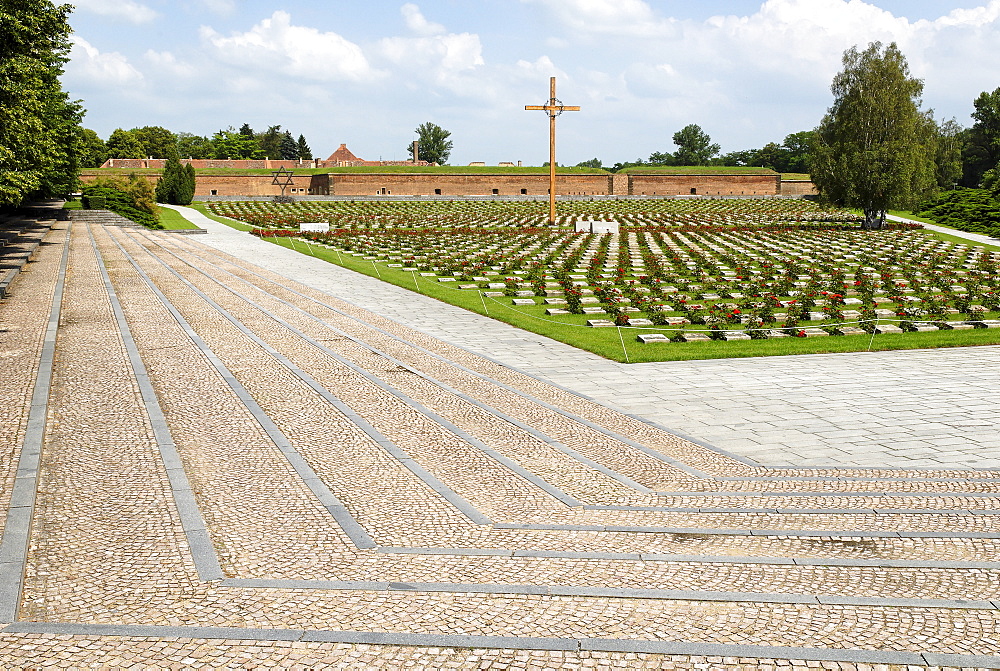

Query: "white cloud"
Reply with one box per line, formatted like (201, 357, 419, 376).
(199, 10, 376, 82)
(143, 49, 199, 81)
(66, 36, 144, 86)
(526, 0, 677, 38)
(197, 0, 238, 15)
(378, 32, 484, 73)
(401, 3, 446, 36)
(72, 0, 157, 23)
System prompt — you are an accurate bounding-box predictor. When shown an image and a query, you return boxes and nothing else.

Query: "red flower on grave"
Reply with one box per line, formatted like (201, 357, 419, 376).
(796, 330, 806, 337)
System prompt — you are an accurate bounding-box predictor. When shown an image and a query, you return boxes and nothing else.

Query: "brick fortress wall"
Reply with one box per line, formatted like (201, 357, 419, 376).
(81, 170, 811, 198)
(628, 173, 781, 196)
(316, 173, 612, 197)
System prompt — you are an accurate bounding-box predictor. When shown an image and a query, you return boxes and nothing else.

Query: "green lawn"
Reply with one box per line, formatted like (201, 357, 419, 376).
(157, 206, 200, 230)
(204, 228, 1000, 363)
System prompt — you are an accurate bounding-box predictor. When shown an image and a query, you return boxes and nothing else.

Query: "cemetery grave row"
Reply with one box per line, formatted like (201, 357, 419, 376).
(215, 201, 1000, 344)
(209, 198, 857, 231)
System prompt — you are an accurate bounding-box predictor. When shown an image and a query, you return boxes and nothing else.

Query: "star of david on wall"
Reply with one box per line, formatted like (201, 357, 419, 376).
(271, 167, 295, 196)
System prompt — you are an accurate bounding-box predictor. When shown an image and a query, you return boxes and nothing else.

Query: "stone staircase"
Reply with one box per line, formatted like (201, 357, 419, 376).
(69, 209, 144, 227)
(70, 208, 206, 233)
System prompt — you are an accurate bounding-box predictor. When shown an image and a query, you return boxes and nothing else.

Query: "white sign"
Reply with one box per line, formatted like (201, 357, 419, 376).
(574, 220, 619, 234)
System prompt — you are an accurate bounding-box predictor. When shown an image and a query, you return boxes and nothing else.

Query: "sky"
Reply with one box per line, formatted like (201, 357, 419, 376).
(63, 0, 1000, 166)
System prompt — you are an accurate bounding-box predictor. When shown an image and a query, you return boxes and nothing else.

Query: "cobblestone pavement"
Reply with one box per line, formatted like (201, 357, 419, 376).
(1, 218, 999, 668)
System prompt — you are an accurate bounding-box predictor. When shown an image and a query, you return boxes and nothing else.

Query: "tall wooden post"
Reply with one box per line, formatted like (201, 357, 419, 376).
(525, 77, 580, 224)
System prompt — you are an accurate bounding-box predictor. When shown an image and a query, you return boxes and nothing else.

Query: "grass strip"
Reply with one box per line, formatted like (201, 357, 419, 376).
(156, 207, 200, 230)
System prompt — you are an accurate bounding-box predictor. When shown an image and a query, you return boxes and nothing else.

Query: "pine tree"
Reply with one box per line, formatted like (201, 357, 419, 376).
(280, 131, 298, 160)
(296, 134, 313, 160)
(179, 164, 196, 205)
(155, 154, 184, 203)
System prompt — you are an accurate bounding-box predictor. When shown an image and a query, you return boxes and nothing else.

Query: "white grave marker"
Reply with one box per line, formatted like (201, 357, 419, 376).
(299, 222, 330, 233)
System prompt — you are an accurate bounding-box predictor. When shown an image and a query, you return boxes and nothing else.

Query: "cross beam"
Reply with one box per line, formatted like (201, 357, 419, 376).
(525, 77, 580, 224)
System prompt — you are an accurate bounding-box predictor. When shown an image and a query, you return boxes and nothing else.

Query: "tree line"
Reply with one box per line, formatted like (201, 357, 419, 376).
(80, 123, 314, 167)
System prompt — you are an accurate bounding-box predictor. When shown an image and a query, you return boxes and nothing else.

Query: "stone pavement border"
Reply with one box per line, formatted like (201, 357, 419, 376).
(6, 622, 1000, 668)
(89, 225, 225, 580)
(0, 226, 68, 621)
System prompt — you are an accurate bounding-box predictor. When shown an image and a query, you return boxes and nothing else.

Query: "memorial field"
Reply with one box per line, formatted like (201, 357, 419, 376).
(204, 199, 1000, 362)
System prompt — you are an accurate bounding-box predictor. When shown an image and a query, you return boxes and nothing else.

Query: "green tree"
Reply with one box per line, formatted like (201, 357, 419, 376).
(779, 131, 815, 173)
(962, 87, 1000, 187)
(575, 158, 603, 169)
(180, 163, 196, 204)
(154, 154, 195, 204)
(211, 127, 261, 159)
(810, 42, 937, 229)
(0, 0, 83, 205)
(78, 128, 108, 168)
(279, 130, 298, 160)
(85, 174, 159, 228)
(296, 134, 312, 160)
(131, 126, 177, 158)
(176, 132, 213, 159)
(647, 150, 674, 166)
(257, 125, 283, 159)
(716, 149, 756, 167)
(934, 117, 965, 189)
(754, 142, 786, 170)
(671, 124, 720, 166)
(107, 128, 145, 159)
(408, 122, 453, 165)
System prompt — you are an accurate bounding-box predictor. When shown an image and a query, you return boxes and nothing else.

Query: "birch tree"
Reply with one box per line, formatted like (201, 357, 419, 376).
(811, 42, 936, 229)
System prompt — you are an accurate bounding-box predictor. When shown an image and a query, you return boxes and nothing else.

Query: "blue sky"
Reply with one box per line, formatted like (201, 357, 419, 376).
(64, 0, 1000, 166)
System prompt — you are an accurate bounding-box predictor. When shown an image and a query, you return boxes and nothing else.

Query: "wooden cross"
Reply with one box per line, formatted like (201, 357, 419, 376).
(525, 77, 580, 224)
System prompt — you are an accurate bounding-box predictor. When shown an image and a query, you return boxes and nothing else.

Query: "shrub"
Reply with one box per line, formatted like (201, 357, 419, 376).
(83, 175, 161, 229)
(155, 155, 196, 205)
(916, 188, 1000, 237)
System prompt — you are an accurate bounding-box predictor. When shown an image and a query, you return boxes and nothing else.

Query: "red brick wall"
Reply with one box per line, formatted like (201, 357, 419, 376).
(627, 174, 781, 196)
(780, 180, 818, 196)
(79, 172, 319, 197)
(82, 170, 796, 198)
(319, 173, 611, 196)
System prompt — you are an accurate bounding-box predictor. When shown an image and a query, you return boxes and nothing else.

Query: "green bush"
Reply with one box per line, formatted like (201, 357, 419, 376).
(82, 184, 161, 229)
(916, 188, 1000, 237)
(155, 155, 195, 205)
